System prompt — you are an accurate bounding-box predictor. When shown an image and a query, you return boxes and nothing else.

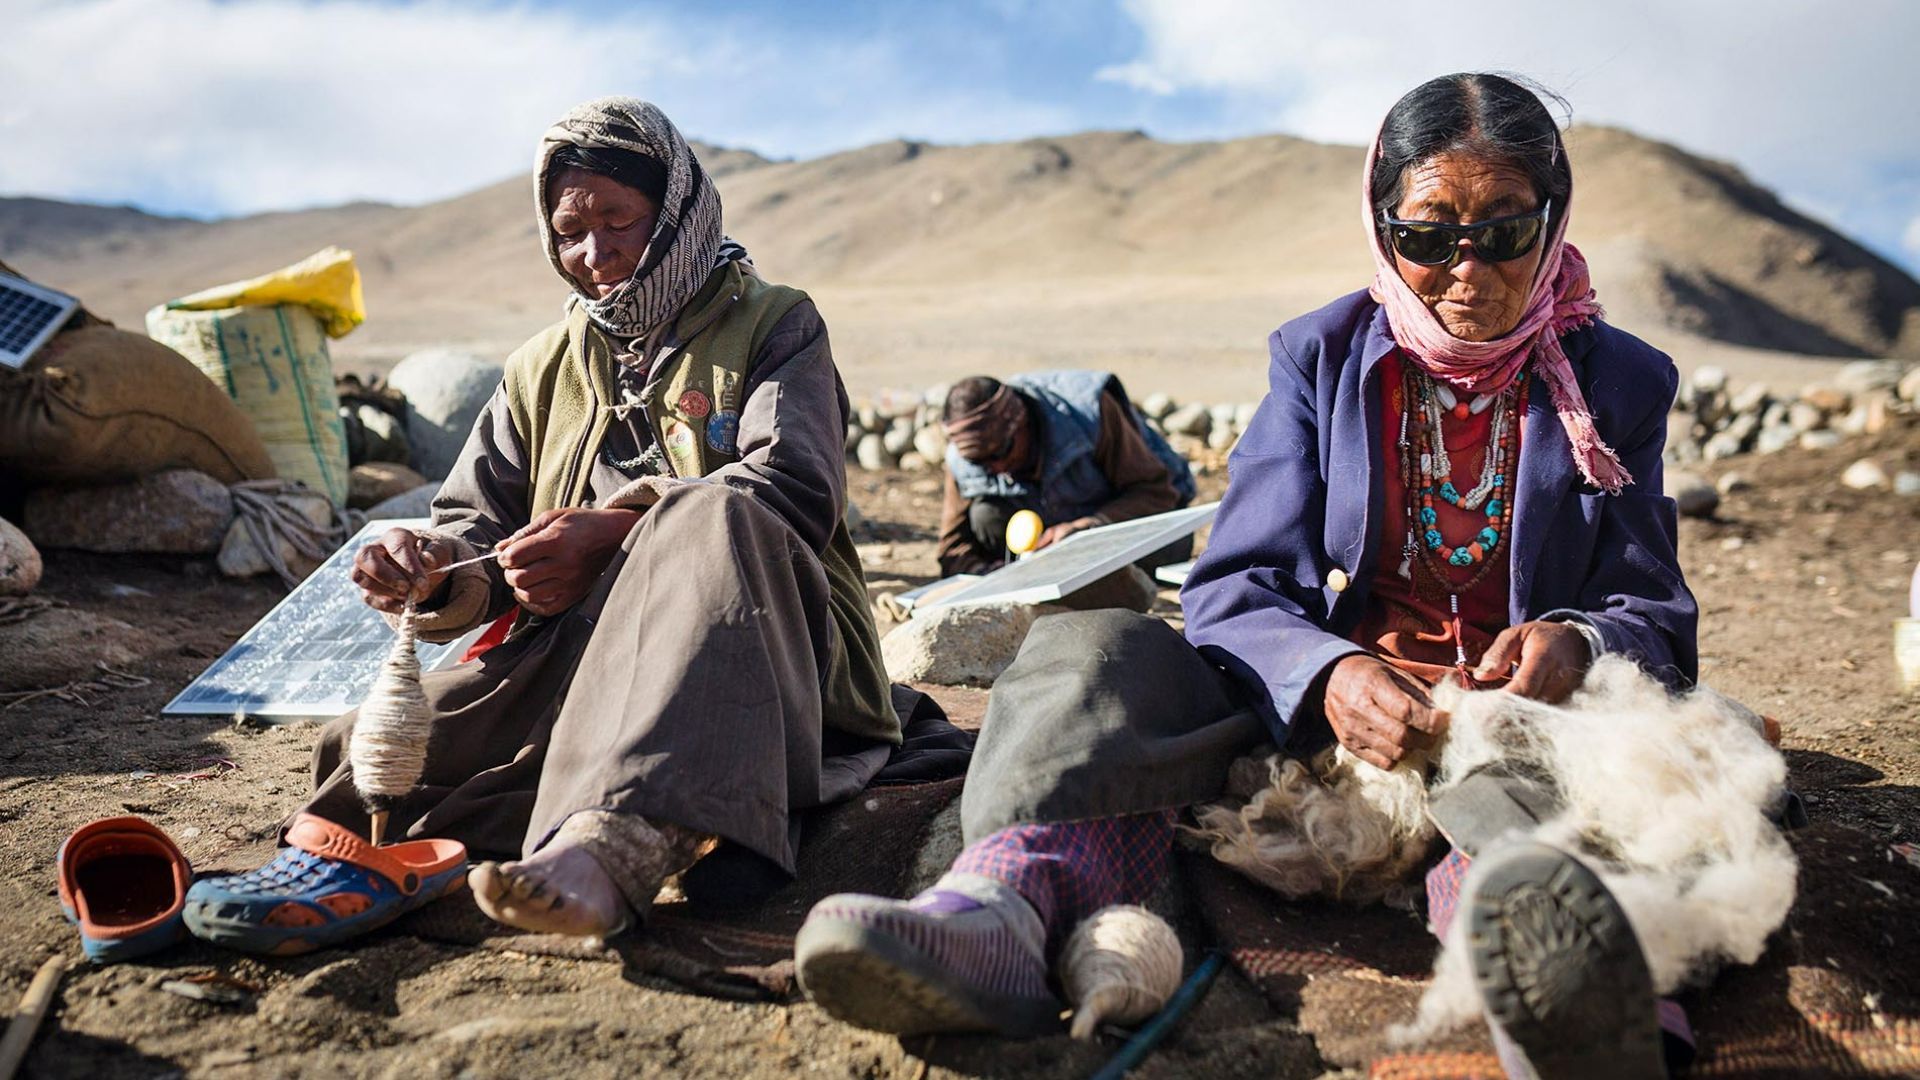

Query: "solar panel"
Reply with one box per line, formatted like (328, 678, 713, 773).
(0, 272, 80, 369)
(164, 518, 483, 722)
(915, 502, 1218, 612)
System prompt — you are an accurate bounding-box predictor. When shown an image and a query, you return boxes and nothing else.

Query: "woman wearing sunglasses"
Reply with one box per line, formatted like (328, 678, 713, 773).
(800, 74, 1701, 1077)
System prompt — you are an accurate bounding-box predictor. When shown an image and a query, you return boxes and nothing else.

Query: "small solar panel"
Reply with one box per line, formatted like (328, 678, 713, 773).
(0, 272, 80, 369)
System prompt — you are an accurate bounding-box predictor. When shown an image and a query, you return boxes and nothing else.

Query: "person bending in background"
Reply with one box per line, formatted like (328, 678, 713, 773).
(936, 371, 1197, 576)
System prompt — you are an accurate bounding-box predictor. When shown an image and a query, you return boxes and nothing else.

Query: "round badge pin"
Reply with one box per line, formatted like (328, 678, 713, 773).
(706, 410, 740, 454)
(664, 419, 696, 452)
(677, 389, 712, 419)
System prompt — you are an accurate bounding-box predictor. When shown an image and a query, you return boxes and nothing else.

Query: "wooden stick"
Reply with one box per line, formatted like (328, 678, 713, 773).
(369, 810, 389, 848)
(0, 956, 66, 1080)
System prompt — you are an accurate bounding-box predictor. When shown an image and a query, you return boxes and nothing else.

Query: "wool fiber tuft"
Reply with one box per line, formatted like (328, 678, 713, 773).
(1189, 657, 1795, 1039)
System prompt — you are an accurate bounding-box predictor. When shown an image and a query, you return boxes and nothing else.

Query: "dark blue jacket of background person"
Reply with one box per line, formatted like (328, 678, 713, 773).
(1180, 290, 1698, 746)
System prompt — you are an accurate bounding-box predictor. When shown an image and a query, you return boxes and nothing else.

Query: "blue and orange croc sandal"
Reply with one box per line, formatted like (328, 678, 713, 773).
(183, 814, 467, 956)
(57, 816, 194, 964)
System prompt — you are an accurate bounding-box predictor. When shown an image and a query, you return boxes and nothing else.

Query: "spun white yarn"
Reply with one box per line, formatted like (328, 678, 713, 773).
(1060, 905, 1184, 1040)
(1190, 657, 1796, 1042)
(349, 614, 431, 802)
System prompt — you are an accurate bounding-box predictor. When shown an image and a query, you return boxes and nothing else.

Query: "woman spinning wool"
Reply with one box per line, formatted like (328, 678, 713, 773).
(799, 74, 1714, 1077)
(211, 97, 902, 941)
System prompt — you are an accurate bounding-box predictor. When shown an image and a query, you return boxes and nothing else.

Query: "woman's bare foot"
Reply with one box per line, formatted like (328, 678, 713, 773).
(471, 843, 629, 937)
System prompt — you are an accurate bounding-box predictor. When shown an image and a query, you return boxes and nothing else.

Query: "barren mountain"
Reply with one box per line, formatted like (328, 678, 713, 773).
(5, 127, 1916, 399)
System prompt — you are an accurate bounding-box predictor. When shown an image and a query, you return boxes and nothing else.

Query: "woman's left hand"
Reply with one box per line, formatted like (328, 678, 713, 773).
(495, 507, 644, 616)
(1471, 620, 1593, 702)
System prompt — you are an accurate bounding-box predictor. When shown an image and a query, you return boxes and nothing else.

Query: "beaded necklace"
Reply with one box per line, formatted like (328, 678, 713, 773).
(1394, 364, 1526, 672)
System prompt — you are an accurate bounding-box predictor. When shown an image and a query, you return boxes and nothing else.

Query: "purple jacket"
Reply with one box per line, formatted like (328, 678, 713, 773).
(1181, 290, 1697, 745)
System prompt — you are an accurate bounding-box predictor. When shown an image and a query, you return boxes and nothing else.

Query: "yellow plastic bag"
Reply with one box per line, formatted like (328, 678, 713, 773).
(164, 246, 366, 338)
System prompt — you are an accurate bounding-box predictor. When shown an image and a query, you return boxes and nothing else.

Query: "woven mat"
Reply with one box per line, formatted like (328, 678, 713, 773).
(1186, 822, 1920, 1077)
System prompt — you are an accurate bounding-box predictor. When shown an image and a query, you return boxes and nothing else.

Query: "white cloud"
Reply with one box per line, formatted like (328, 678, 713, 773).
(1103, 0, 1920, 267)
(0, 0, 1075, 216)
(1906, 215, 1920, 259)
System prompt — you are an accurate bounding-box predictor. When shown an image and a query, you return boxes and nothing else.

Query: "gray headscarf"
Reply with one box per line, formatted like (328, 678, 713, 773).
(536, 97, 748, 338)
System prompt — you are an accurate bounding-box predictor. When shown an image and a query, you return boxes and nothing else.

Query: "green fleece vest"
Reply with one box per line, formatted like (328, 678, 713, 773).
(501, 263, 899, 744)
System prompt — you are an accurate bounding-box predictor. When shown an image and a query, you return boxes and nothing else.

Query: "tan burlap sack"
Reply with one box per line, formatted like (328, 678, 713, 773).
(0, 321, 277, 485)
(147, 302, 349, 504)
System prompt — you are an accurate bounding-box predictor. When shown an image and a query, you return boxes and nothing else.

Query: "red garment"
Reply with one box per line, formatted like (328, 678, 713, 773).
(1351, 351, 1523, 675)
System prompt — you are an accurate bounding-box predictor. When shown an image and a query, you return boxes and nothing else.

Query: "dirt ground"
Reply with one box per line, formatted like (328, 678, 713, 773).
(2, 424, 1916, 1079)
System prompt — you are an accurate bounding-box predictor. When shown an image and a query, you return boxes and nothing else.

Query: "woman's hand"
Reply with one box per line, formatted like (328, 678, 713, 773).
(1324, 654, 1447, 770)
(496, 508, 643, 616)
(352, 528, 457, 614)
(1472, 620, 1593, 702)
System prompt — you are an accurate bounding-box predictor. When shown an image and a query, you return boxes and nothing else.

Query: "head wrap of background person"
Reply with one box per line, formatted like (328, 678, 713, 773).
(1361, 115, 1630, 494)
(536, 97, 751, 339)
(944, 385, 1030, 464)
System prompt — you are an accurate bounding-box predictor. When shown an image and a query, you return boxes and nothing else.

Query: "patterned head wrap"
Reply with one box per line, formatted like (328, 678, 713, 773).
(1363, 123, 1631, 494)
(536, 97, 748, 338)
(943, 385, 1029, 463)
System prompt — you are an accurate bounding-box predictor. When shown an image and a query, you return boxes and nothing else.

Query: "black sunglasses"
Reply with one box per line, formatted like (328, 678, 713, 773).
(1379, 201, 1551, 266)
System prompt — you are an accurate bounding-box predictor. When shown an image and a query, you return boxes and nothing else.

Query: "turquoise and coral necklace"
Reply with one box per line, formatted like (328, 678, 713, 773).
(1395, 364, 1525, 671)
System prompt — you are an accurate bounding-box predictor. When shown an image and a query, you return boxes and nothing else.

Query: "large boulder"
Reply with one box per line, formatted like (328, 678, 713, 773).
(0, 516, 42, 596)
(882, 603, 1045, 687)
(386, 349, 505, 481)
(22, 469, 233, 554)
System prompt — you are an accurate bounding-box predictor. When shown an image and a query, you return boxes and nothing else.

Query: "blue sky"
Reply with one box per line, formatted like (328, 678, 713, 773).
(5, 0, 1918, 274)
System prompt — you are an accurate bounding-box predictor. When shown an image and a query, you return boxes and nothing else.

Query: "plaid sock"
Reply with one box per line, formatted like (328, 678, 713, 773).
(949, 810, 1177, 951)
(1427, 846, 1696, 1073)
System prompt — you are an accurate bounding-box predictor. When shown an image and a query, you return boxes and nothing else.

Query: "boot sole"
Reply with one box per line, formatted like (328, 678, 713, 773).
(795, 917, 1064, 1038)
(1466, 842, 1664, 1080)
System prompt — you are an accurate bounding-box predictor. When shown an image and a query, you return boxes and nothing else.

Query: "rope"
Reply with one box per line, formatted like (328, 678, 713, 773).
(227, 479, 357, 589)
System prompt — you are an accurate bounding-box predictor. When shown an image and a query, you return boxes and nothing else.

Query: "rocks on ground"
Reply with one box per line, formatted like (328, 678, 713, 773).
(881, 602, 1049, 687)
(1666, 470, 1720, 518)
(0, 516, 42, 596)
(21, 469, 233, 554)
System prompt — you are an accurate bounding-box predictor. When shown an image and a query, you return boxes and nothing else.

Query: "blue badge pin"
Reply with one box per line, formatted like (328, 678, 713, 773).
(706, 409, 740, 454)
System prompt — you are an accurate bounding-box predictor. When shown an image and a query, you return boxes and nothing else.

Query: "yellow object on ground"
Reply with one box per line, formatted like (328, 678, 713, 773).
(164, 246, 366, 338)
(1006, 509, 1044, 555)
(148, 262, 353, 504)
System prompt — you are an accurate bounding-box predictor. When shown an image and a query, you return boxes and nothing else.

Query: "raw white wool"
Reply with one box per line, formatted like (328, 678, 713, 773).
(1189, 656, 1795, 1038)
(1406, 659, 1794, 1038)
(1190, 744, 1435, 906)
(1060, 905, 1185, 1039)
(349, 616, 431, 802)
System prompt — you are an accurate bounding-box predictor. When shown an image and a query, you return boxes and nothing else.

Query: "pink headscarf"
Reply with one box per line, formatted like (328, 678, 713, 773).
(1363, 130, 1632, 493)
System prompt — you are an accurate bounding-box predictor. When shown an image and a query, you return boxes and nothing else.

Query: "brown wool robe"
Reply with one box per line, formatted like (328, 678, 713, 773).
(303, 300, 896, 904)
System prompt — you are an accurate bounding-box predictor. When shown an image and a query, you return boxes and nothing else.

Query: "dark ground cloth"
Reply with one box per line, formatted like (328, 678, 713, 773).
(306, 484, 964, 876)
(1186, 820, 1920, 1078)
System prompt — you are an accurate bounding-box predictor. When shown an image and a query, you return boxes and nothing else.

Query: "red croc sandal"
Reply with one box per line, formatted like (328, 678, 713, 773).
(57, 816, 193, 964)
(183, 814, 467, 956)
